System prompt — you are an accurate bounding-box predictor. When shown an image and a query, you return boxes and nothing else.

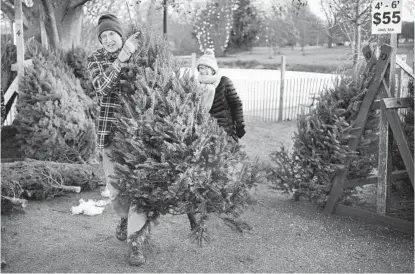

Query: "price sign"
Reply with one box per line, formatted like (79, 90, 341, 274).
(371, 0, 403, 34)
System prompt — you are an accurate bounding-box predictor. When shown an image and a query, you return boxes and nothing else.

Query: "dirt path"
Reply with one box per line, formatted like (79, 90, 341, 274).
(1, 121, 414, 273)
(1, 185, 413, 273)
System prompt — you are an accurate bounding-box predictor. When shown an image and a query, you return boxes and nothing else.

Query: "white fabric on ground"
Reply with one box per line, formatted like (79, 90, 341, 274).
(71, 199, 111, 216)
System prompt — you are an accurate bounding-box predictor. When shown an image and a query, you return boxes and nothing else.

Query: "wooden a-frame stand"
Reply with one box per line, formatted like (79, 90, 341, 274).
(323, 44, 414, 234)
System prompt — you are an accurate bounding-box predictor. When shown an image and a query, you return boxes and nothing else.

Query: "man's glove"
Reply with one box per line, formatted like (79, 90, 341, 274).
(117, 32, 141, 63)
(236, 125, 246, 138)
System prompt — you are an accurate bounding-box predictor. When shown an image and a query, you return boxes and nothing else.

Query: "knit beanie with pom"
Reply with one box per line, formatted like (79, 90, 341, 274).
(197, 48, 219, 75)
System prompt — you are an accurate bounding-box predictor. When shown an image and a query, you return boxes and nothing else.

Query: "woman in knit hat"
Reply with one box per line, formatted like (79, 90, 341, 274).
(196, 48, 246, 140)
(87, 14, 147, 266)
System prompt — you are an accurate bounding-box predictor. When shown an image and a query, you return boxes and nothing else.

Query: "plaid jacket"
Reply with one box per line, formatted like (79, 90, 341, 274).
(87, 48, 124, 149)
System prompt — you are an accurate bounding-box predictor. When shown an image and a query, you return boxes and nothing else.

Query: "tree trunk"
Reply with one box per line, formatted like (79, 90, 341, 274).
(301, 23, 305, 51)
(20, 0, 84, 51)
(352, 0, 361, 67)
(44, 1, 83, 51)
(353, 24, 361, 67)
(58, 7, 83, 51)
(327, 35, 333, 48)
(41, 0, 61, 50)
(2, 0, 87, 52)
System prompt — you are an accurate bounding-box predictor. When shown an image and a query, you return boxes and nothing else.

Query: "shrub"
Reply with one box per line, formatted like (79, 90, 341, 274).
(267, 75, 379, 206)
(13, 40, 97, 163)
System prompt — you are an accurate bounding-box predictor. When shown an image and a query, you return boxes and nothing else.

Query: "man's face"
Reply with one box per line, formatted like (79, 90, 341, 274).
(100, 30, 122, 53)
(198, 65, 214, 76)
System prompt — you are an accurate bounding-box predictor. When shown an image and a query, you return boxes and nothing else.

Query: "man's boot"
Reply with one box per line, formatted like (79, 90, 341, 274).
(187, 213, 197, 230)
(116, 217, 127, 241)
(127, 232, 146, 266)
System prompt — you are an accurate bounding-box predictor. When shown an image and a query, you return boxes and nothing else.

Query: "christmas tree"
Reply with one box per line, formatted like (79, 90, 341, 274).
(14, 40, 97, 164)
(109, 26, 263, 244)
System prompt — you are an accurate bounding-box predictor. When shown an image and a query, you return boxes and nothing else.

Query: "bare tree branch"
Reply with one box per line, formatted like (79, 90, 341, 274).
(359, 10, 371, 25)
(332, 0, 353, 21)
(358, 5, 370, 18)
(68, 0, 92, 10)
(338, 22, 354, 44)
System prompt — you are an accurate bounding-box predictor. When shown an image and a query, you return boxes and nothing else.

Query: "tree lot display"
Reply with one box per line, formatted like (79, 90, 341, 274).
(267, 75, 379, 206)
(0, 40, 101, 215)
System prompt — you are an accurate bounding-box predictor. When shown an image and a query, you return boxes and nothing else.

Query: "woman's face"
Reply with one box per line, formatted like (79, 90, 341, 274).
(100, 30, 123, 53)
(198, 65, 214, 76)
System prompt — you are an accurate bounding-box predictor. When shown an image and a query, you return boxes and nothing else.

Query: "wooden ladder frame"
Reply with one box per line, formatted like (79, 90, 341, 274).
(323, 44, 414, 234)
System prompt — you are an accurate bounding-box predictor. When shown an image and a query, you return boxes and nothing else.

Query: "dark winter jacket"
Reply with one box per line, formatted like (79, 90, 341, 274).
(209, 76, 245, 139)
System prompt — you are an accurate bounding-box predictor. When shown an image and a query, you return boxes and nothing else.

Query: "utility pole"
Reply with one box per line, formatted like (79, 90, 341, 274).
(163, 0, 167, 35)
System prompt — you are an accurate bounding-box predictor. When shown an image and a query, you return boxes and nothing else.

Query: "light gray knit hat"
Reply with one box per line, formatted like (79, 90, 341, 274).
(197, 48, 219, 74)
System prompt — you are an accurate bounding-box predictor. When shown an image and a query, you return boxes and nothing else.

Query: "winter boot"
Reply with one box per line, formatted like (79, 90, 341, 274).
(116, 217, 128, 241)
(187, 212, 197, 230)
(127, 233, 146, 266)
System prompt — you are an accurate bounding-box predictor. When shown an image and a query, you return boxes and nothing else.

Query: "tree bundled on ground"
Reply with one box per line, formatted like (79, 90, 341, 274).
(13, 40, 97, 164)
(267, 76, 379, 206)
(1, 159, 101, 215)
(110, 26, 264, 244)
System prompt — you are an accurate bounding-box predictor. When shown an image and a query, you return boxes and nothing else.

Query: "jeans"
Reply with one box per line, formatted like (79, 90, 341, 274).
(102, 146, 147, 239)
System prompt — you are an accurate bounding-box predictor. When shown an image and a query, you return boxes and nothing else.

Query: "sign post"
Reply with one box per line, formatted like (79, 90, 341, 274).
(14, 0, 24, 90)
(371, 0, 403, 215)
(371, 0, 403, 35)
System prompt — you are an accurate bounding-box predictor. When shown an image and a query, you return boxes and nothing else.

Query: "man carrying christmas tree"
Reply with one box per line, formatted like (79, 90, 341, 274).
(86, 14, 148, 266)
(196, 49, 246, 140)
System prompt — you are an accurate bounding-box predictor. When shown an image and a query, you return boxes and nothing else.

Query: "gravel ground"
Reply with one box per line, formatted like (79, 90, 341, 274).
(1, 121, 414, 273)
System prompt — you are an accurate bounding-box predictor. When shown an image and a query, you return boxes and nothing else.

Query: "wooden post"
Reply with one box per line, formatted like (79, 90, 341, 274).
(377, 95, 393, 216)
(9, 17, 14, 40)
(278, 55, 286, 122)
(14, 0, 24, 91)
(396, 55, 407, 97)
(12, 22, 16, 45)
(384, 105, 415, 186)
(377, 35, 397, 215)
(191, 53, 196, 77)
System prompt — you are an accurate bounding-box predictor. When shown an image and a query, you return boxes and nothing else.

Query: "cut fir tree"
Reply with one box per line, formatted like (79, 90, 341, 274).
(109, 26, 264, 245)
